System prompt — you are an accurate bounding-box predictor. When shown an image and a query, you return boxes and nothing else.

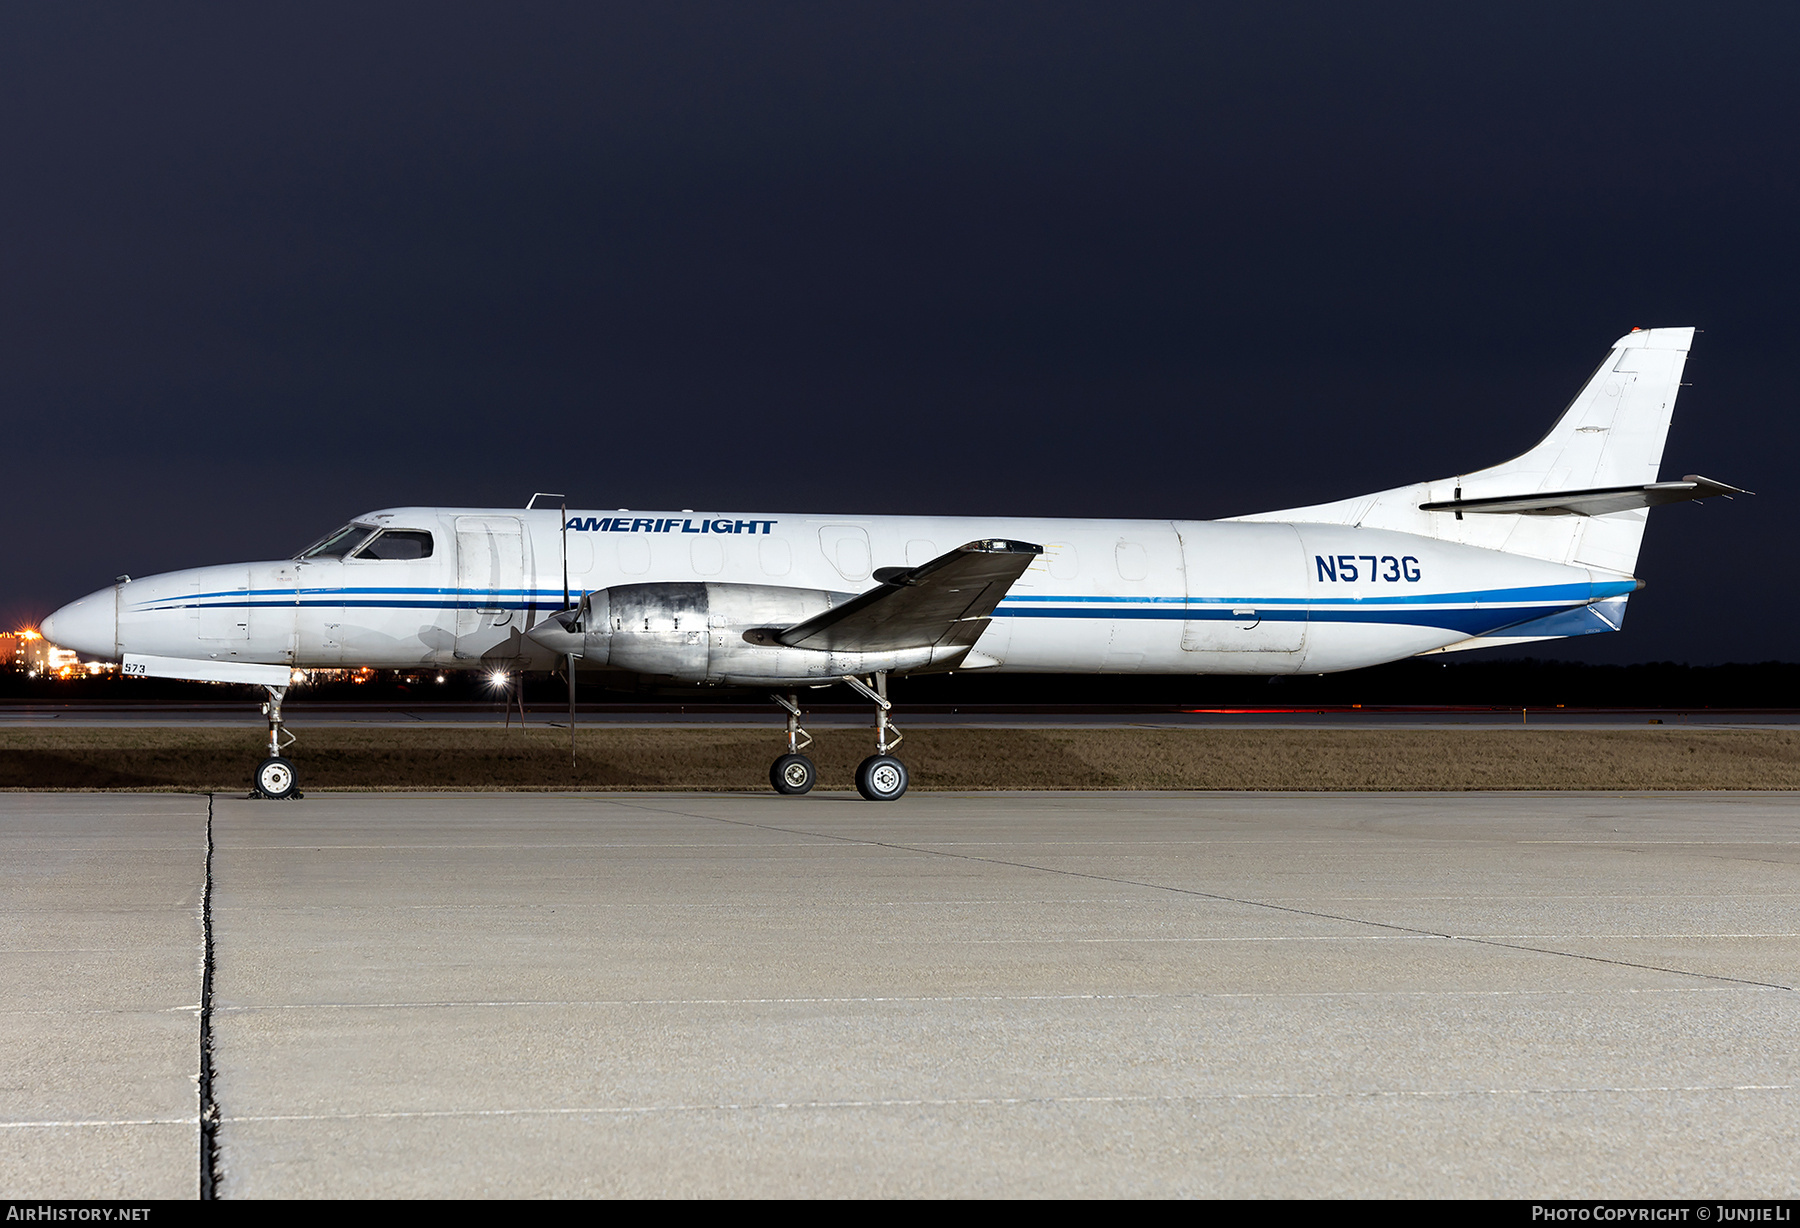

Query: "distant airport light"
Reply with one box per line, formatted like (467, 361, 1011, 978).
(488, 670, 509, 688)
(436, 674, 447, 683)
(290, 670, 307, 685)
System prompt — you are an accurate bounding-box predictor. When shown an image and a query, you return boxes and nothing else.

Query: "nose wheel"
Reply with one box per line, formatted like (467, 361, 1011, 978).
(252, 684, 302, 799)
(255, 756, 298, 799)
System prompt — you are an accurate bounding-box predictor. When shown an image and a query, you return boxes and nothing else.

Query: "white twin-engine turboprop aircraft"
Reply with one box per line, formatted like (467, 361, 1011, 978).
(42, 326, 1740, 801)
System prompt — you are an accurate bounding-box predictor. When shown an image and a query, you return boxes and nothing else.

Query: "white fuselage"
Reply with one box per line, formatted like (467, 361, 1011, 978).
(48, 506, 1636, 683)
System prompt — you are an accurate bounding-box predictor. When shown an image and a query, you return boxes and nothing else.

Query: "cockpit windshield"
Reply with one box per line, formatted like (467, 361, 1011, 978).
(296, 523, 377, 559)
(295, 524, 435, 561)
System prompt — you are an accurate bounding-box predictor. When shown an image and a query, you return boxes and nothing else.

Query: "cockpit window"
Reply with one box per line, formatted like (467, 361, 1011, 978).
(296, 523, 377, 559)
(354, 530, 434, 560)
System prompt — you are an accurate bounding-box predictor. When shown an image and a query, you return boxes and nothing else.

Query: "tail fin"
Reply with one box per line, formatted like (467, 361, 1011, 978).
(1234, 326, 1697, 575)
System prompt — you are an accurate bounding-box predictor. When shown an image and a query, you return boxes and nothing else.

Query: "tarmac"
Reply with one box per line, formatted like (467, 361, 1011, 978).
(3, 790, 1797, 1198)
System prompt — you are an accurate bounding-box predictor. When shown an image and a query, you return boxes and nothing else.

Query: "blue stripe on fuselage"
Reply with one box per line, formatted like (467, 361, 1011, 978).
(148, 579, 1632, 608)
(134, 579, 1626, 639)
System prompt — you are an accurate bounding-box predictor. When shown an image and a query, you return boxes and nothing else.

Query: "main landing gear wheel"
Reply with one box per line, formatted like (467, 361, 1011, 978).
(770, 753, 817, 795)
(855, 754, 908, 802)
(843, 672, 909, 801)
(254, 756, 298, 800)
(768, 692, 817, 796)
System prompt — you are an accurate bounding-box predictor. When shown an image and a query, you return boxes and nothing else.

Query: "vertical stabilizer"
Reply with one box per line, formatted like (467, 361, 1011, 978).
(1234, 327, 1696, 574)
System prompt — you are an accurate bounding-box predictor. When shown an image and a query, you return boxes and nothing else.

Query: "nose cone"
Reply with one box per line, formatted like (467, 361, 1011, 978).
(41, 587, 118, 660)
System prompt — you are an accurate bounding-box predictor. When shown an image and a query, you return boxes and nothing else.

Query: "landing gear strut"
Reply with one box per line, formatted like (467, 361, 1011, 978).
(769, 692, 816, 794)
(254, 684, 299, 799)
(845, 673, 908, 801)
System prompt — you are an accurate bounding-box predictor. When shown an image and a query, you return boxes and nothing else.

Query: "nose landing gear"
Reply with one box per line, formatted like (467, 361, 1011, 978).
(253, 684, 301, 799)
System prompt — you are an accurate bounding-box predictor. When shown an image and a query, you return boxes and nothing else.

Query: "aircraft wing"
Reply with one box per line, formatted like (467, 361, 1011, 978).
(1418, 475, 1747, 517)
(766, 539, 1041, 653)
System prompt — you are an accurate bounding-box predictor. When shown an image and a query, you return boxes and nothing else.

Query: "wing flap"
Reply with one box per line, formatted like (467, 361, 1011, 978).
(775, 539, 1041, 653)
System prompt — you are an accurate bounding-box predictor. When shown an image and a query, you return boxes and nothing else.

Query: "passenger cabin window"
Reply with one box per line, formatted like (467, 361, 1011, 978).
(1115, 541, 1149, 582)
(355, 530, 434, 560)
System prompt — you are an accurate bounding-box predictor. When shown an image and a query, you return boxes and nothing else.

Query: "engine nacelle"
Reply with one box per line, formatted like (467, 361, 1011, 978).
(526, 582, 955, 685)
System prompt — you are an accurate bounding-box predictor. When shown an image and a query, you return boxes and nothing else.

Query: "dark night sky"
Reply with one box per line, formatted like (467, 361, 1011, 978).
(3, 4, 1794, 663)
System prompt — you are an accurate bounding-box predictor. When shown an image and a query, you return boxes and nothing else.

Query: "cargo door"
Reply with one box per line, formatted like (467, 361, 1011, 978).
(1179, 523, 1307, 654)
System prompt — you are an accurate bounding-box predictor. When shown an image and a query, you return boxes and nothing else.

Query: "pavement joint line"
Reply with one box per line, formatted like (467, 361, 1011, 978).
(614, 799, 1800, 994)
(198, 792, 220, 1201)
(210, 1082, 1800, 1124)
(1443, 932, 1800, 940)
(0, 1119, 197, 1129)
(127, 892, 1798, 904)
(214, 843, 838, 850)
(927, 934, 1800, 946)
(203, 984, 1771, 1012)
(928, 840, 1800, 848)
(0, 1007, 202, 1017)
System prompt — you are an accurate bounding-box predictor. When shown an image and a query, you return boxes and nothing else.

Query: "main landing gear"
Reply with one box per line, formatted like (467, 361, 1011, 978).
(765, 675, 909, 801)
(253, 684, 300, 800)
(769, 692, 816, 794)
(844, 673, 908, 802)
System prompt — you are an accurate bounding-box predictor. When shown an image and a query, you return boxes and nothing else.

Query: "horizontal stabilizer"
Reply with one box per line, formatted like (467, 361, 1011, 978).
(1419, 475, 1747, 518)
(770, 539, 1041, 653)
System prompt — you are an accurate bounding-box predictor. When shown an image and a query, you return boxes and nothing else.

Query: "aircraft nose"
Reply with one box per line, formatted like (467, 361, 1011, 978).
(41, 588, 119, 660)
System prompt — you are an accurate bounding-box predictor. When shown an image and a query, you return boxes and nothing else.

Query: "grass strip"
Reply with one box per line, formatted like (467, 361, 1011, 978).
(3, 726, 1798, 791)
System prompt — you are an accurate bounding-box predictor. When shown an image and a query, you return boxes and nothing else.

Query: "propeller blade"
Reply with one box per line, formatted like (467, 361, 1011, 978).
(569, 590, 586, 767)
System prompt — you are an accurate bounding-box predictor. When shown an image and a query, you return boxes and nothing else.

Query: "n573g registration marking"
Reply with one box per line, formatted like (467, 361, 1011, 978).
(1316, 554, 1421, 582)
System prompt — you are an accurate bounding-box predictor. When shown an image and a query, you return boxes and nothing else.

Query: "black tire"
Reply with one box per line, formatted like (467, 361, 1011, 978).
(855, 754, 908, 802)
(254, 756, 298, 800)
(770, 753, 817, 795)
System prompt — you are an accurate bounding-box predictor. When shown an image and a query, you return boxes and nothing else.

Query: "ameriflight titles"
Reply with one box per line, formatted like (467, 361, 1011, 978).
(564, 516, 778, 535)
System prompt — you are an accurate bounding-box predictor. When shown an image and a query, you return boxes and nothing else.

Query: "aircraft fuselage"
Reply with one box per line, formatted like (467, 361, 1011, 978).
(46, 508, 1634, 684)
